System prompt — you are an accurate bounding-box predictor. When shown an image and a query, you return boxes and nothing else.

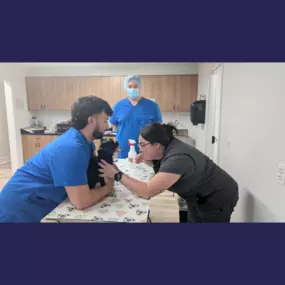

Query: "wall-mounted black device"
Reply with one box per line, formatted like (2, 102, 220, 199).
(190, 100, 206, 125)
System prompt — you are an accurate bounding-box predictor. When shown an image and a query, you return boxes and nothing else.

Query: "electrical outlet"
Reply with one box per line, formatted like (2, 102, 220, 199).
(277, 163, 285, 185)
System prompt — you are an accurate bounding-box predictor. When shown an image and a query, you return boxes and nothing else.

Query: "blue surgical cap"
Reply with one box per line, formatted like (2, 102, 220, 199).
(124, 75, 142, 90)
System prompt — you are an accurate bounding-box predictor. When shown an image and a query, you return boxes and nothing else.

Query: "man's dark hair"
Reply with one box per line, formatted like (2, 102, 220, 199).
(71, 95, 113, 130)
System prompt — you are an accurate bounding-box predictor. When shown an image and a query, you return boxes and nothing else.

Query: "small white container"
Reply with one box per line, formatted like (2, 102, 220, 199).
(128, 139, 137, 163)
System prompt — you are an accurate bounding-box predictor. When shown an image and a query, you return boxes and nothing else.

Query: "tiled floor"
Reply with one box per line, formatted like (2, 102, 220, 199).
(0, 168, 179, 223)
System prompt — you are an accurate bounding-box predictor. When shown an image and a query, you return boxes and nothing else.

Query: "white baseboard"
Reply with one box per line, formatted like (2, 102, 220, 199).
(0, 156, 11, 164)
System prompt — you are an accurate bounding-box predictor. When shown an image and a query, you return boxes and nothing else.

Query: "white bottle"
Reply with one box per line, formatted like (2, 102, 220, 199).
(128, 139, 137, 163)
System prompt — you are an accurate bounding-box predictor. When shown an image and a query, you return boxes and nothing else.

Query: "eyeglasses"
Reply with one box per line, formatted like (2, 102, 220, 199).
(138, 142, 150, 149)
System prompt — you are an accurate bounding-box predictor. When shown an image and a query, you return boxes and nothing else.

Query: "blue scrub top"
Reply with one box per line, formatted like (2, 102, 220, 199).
(109, 97, 162, 158)
(0, 128, 94, 223)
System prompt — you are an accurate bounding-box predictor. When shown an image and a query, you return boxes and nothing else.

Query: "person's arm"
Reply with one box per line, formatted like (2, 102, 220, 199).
(118, 172, 180, 199)
(65, 179, 114, 210)
(99, 155, 194, 199)
(50, 146, 114, 210)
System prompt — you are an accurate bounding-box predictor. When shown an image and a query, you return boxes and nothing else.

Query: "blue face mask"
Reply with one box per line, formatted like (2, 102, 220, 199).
(127, 88, 139, 99)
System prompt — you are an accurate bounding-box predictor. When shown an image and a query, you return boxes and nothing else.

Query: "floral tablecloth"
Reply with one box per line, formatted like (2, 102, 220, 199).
(42, 159, 154, 223)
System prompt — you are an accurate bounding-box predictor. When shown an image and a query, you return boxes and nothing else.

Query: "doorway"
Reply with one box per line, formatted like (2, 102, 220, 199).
(206, 64, 224, 164)
(0, 81, 11, 170)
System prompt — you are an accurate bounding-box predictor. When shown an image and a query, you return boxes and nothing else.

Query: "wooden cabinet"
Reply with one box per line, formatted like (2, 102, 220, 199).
(157, 75, 198, 112)
(21, 135, 117, 163)
(100, 77, 122, 108)
(157, 76, 177, 112)
(25, 77, 47, 110)
(22, 135, 58, 162)
(140, 76, 158, 101)
(175, 75, 198, 112)
(25, 75, 198, 112)
(25, 77, 103, 111)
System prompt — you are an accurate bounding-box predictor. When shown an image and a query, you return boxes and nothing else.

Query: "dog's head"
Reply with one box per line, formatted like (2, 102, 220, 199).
(99, 139, 119, 155)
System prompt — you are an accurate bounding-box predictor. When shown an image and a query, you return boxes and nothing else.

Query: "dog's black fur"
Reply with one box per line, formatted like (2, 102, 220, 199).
(87, 138, 119, 189)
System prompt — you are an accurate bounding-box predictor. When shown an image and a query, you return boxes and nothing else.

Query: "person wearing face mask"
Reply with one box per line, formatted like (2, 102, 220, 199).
(109, 75, 162, 158)
(98, 123, 239, 223)
(0, 96, 114, 222)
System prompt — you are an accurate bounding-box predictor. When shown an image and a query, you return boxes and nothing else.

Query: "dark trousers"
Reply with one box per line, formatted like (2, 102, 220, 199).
(187, 204, 235, 223)
(179, 211, 188, 223)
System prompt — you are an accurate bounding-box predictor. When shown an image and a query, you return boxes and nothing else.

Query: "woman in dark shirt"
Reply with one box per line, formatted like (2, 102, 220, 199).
(99, 123, 239, 223)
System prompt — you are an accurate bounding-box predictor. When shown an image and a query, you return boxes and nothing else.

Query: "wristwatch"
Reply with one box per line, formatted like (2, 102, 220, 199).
(114, 171, 123, 182)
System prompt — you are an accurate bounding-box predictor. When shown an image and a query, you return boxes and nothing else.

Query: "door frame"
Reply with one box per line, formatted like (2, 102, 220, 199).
(205, 63, 224, 164)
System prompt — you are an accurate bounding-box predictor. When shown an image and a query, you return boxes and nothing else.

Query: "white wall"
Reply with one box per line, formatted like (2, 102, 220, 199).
(0, 63, 30, 172)
(193, 63, 221, 152)
(24, 62, 198, 76)
(0, 82, 10, 163)
(197, 63, 285, 222)
(4, 78, 30, 172)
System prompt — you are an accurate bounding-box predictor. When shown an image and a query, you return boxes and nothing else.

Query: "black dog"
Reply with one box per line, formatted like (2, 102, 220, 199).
(87, 138, 119, 189)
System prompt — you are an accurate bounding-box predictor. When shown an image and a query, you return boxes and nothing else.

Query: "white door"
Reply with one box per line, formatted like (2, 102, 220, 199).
(206, 64, 224, 164)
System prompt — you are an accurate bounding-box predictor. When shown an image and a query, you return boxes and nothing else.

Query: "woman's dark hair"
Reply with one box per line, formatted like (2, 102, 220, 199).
(71, 95, 113, 130)
(140, 123, 178, 147)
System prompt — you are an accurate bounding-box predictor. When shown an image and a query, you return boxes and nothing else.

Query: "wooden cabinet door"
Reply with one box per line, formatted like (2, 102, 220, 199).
(39, 135, 58, 149)
(175, 75, 198, 112)
(120, 76, 127, 100)
(22, 135, 59, 162)
(140, 76, 158, 101)
(25, 77, 45, 111)
(82, 77, 102, 99)
(157, 76, 177, 112)
(100, 77, 122, 108)
(42, 77, 66, 110)
(22, 135, 39, 162)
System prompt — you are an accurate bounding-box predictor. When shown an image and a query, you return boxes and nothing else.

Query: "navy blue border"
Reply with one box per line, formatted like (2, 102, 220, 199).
(1, 224, 285, 284)
(1, 2, 285, 61)
(1, 2, 285, 284)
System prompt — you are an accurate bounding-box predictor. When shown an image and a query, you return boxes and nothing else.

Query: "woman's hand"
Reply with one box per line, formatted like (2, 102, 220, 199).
(135, 153, 144, 164)
(98, 160, 119, 179)
(135, 153, 153, 167)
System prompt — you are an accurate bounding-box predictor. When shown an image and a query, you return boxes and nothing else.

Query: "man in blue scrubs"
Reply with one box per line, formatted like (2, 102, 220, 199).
(0, 96, 114, 222)
(109, 75, 162, 158)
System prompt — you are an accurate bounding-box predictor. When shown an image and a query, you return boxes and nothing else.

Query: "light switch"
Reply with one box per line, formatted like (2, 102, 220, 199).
(277, 163, 285, 186)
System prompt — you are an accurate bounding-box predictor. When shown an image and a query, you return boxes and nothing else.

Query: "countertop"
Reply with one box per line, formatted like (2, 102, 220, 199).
(20, 129, 195, 145)
(20, 128, 116, 137)
(41, 159, 154, 223)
